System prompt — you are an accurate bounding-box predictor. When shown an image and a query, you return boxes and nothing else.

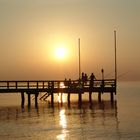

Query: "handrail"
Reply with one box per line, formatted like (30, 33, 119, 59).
(0, 79, 116, 90)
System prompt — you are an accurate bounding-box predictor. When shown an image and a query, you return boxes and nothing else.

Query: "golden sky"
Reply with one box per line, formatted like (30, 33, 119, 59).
(0, 0, 140, 81)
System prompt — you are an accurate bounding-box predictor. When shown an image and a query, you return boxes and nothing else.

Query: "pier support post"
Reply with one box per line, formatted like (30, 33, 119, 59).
(98, 92, 101, 102)
(28, 93, 31, 108)
(51, 93, 54, 108)
(110, 92, 114, 102)
(21, 92, 25, 108)
(67, 93, 70, 107)
(35, 92, 39, 108)
(60, 93, 63, 106)
(78, 92, 82, 106)
(89, 92, 92, 103)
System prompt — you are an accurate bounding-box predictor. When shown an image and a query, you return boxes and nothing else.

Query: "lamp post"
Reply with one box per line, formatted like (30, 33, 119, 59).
(101, 68, 104, 80)
(78, 38, 82, 104)
(78, 38, 81, 80)
(114, 30, 117, 85)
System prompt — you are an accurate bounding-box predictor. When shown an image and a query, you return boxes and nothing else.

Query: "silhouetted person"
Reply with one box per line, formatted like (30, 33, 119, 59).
(82, 72, 84, 80)
(90, 73, 96, 88)
(81, 72, 88, 85)
(85, 74, 88, 81)
(101, 69, 105, 91)
(68, 79, 71, 88)
(90, 73, 96, 81)
(81, 72, 85, 84)
(64, 78, 67, 87)
(84, 74, 88, 85)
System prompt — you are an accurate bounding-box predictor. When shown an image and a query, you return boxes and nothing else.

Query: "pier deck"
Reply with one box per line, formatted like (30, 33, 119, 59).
(0, 79, 116, 107)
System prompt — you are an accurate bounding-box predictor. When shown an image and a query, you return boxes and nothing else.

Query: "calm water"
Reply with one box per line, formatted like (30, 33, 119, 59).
(0, 81, 140, 140)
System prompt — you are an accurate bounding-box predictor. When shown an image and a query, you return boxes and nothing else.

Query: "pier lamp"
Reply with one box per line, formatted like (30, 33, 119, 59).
(101, 69, 104, 80)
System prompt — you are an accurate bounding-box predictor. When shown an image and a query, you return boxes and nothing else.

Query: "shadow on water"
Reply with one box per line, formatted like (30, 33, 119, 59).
(0, 100, 118, 121)
(0, 100, 120, 140)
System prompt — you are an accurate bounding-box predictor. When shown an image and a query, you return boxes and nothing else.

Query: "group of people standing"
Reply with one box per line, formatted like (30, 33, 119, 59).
(64, 69, 105, 88)
(81, 72, 96, 86)
(64, 71, 102, 88)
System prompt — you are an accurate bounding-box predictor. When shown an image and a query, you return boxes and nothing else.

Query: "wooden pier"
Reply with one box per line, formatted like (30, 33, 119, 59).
(0, 79, 116, 108)
(0, 32, 118, 108)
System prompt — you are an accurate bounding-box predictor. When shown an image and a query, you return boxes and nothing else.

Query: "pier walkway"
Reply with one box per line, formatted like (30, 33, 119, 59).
(0, 79, 116, 107)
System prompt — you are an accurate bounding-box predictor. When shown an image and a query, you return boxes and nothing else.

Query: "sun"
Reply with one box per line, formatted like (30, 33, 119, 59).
(55, 46, 67, 60)
(55, 47, 65, 59)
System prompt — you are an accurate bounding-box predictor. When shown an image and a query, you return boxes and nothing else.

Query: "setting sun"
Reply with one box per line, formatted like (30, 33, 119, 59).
(46, 39, 74, 64)
(55, 47, 66, 59)
(55, 44, 67, 60)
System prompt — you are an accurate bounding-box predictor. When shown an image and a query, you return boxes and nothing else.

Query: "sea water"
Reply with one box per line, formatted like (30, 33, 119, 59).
(0, 81, 140, 140)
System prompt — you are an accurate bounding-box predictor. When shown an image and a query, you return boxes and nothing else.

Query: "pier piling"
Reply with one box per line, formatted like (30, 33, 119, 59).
(78, 93, 82, 102)
(21, 92, 25, 108)
(35, 92, 39, 108)
(89, 92, 92, 103)
(110, 92, 114, 102)
(98, 92, 101, 102)
(28, 93, 31, 108)
(51, 93, 54, 107)
(67, 93, 70, 104)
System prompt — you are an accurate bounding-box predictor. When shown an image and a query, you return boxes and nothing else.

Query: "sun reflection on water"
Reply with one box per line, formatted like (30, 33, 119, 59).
(56, 109, 69, 140)
(57, 82, 66, 103)
(57, 93, 66, 103)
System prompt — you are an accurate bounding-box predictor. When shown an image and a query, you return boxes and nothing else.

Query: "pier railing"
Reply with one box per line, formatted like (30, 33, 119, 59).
(0, 79, 116, 91)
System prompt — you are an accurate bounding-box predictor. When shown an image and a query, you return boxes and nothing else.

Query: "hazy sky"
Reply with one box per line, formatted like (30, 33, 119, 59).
(0, 0, 140, 81)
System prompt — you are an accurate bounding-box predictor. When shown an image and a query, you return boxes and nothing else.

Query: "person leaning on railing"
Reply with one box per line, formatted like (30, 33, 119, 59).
(89, 73, 96, 88)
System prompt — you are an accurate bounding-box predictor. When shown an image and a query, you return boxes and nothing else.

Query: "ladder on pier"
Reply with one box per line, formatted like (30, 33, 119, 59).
(39, 92, 51, 101)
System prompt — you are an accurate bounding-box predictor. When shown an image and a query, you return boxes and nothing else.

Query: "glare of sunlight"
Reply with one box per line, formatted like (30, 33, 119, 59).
(60, 82, 65, 88)
(42, 38, 76, 65)
(57, 93, 66, 103)
(55, 47, 66, 59)
(59, 109, 67, 129)
(56, 109, 69, 140)
(54, 43, 68, 60)
(57, 82, 66, 103)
